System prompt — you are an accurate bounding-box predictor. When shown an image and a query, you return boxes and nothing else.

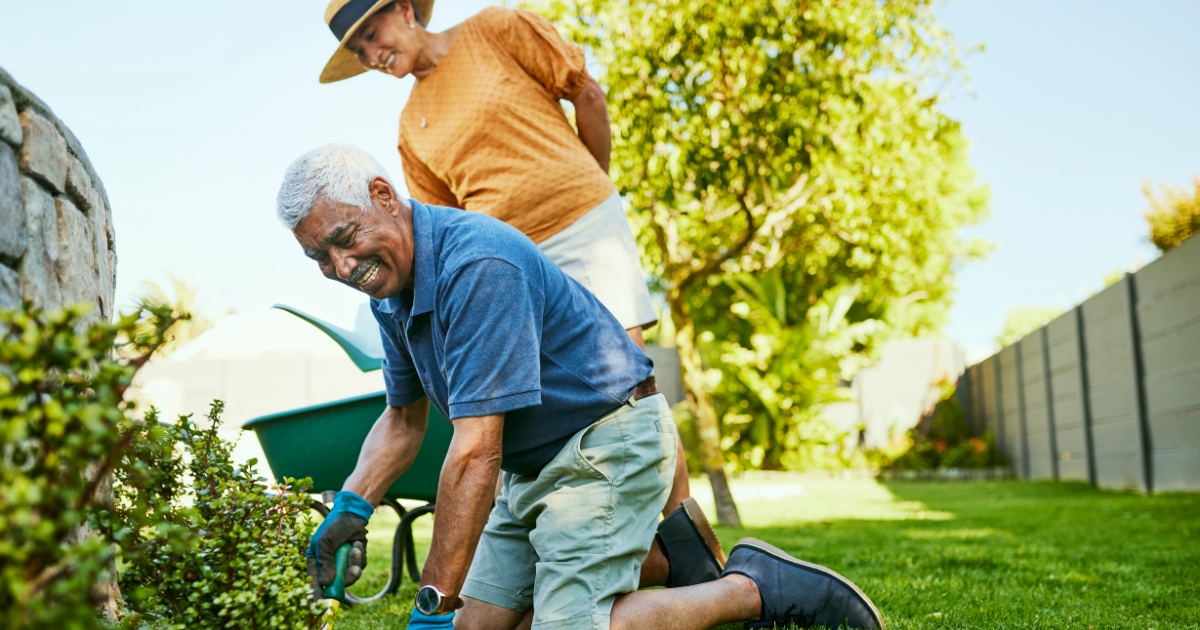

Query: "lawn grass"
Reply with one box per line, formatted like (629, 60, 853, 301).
(337, 478, 1200, 629)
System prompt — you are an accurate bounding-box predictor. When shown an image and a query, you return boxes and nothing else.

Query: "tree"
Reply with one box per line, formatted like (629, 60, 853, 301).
(533, 0, 988, 524)
(1144, 176, 1200, 253)
(996, 306, 1065, 348)
(130, 273, 216, 356)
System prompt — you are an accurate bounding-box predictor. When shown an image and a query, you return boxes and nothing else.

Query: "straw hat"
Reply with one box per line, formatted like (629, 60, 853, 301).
(319, 0, 436, 84)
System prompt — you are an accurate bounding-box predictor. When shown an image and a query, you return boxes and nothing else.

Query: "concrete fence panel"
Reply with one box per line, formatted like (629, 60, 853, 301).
(964, 227, 1200, 490)
(999, 345, 1028, 478)
(971, 362, 986, 435)
(1018, 332, 1057, 479)
(984, 354, 1001, 444)
(1132, 235, 1200, 491)
(1080, 278, 1149, 491)
(1045, 310, 1092, 482)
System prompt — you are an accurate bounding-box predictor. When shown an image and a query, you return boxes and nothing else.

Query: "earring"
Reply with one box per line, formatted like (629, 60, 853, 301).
(409, 21, 415, 29)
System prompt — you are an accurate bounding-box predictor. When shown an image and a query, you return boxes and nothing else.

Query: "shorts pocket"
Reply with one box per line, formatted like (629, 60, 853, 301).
(574, 417, 628, 483)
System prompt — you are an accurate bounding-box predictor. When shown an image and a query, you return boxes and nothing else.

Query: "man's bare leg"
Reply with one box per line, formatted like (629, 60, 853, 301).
(464, 575, 760, 630)
(611, 574, 761, 630)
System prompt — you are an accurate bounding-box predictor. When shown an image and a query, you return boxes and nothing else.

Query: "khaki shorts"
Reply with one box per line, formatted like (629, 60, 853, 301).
(537, 193, 658, 331)
(461, 394, 676, 630)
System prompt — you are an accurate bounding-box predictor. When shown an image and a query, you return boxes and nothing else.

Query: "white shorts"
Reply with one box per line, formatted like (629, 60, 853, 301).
(537, 192, 658, 330)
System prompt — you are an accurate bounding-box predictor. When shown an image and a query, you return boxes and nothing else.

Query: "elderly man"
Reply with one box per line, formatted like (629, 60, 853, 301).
(278, 144, 884, 630)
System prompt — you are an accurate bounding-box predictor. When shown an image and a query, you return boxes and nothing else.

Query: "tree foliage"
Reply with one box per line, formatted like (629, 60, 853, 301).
(532, 0, 989, 516)
(1144, 176, 1200, 253)
(128, 274, 216, 357)
(995, 305, 1065, 348)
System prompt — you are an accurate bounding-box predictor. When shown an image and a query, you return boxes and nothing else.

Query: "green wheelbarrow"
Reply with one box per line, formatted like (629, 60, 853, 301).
(243, 304, 451, 605)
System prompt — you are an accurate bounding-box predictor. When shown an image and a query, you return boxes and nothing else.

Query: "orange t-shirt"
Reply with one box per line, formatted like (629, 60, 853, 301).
(398, 7, 616, 243)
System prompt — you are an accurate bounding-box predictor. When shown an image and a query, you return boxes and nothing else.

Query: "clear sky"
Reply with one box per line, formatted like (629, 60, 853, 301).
(1, 1, 1197, 354)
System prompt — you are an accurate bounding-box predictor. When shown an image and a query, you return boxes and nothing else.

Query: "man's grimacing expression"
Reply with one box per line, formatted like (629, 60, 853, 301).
(292, 177, 414, 300)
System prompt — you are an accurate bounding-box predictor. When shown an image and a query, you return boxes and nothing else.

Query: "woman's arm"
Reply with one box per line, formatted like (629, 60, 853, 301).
(569, 76, 612, 173)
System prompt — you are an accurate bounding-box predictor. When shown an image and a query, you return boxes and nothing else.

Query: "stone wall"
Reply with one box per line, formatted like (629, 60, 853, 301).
(0, 66, 115, 319)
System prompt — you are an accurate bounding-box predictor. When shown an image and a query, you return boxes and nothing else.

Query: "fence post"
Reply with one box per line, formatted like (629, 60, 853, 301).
(1075, 306, 1098, 487)
(1126, 274, 1155, 493)
(1041, 326, 1060, 480)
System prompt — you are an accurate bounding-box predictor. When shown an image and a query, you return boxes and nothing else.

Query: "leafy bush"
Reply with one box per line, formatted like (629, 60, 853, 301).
(0, 303, 180, 629)
(0, 304, 327, 630)
(110, 403, 325, 630)
(884, 388, 1005, 471)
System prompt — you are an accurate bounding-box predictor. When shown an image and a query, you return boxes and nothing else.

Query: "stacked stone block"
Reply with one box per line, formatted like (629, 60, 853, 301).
(0, 67, 115, 319)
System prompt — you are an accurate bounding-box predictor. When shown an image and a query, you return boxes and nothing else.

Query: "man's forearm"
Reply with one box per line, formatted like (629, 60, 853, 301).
(343, 398, 430, 505)
(420, 414, 505, 597)
(571, 78, 612, 173)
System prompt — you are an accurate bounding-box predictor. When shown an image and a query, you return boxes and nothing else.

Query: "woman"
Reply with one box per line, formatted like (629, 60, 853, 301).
(316, 0, 725, 592)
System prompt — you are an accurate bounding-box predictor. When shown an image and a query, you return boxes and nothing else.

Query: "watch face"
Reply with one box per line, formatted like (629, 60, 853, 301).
(416, 585, 440, 615)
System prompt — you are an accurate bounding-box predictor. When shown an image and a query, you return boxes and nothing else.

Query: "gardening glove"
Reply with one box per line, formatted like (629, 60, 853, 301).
(408, 608, 455, 630)
(307, 490, 373, 594)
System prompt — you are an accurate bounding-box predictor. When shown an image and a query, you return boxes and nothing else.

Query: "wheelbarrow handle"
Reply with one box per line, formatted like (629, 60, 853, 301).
(322, 544, 353, 602)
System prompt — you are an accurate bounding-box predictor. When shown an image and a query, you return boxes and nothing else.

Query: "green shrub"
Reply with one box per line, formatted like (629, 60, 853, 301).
(110, 403, 325, 630)
(0, 304, 328, 630)
(0, 303, 181, 629)
(884, 385, 1006, 471)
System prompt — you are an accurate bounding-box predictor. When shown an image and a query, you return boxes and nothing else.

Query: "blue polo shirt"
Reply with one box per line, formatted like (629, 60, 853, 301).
(371, 201, 653, 476)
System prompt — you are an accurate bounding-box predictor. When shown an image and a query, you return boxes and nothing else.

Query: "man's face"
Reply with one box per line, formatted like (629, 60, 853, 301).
(292, 177, 414, 300)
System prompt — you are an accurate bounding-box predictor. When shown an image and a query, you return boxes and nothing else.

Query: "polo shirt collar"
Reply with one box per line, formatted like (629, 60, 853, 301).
(370, 199, 434, 318)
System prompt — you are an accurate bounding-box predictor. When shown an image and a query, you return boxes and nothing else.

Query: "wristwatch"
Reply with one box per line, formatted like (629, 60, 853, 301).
(415, 584, 464, 615)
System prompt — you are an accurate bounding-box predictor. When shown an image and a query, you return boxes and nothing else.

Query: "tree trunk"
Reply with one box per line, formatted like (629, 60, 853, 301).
(672, 302, 743, 528)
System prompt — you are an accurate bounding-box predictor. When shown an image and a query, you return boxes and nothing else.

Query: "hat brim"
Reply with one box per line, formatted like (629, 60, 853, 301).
(319, 0, 437, 84)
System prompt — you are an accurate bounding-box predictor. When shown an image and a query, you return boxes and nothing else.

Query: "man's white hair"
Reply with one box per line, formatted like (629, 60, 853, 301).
(276, 143, 402, 230)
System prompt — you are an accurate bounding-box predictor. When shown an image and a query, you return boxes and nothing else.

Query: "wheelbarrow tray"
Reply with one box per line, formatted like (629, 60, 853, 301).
(243, 391, 452, 503)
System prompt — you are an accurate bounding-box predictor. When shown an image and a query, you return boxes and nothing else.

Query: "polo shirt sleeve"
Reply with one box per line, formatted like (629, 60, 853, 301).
(494, 9, 591, 101)
(438, 258, 545, 419)
(371, 302, 426, 408)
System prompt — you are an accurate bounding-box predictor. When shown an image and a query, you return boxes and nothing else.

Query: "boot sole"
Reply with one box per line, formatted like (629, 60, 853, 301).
(681, 497, 727, 566)
(732, 538, 884, 629)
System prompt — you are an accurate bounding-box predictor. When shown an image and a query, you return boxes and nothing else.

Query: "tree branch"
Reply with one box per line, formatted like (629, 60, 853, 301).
(678, 195, 756, 294)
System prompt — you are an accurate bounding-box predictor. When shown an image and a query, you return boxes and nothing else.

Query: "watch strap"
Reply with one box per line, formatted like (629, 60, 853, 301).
(440, 595, 464, 613)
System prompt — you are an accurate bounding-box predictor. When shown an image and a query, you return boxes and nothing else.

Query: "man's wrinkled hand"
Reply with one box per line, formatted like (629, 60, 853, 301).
(307, 490, 374, 594)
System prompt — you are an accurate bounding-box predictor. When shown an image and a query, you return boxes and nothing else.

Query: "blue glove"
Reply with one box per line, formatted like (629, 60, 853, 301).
(307, 490, 374, 589)
(408, 608, 455, 629)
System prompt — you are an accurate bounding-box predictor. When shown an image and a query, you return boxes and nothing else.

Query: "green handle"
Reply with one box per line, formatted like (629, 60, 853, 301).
(322, 544, 352, 602)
